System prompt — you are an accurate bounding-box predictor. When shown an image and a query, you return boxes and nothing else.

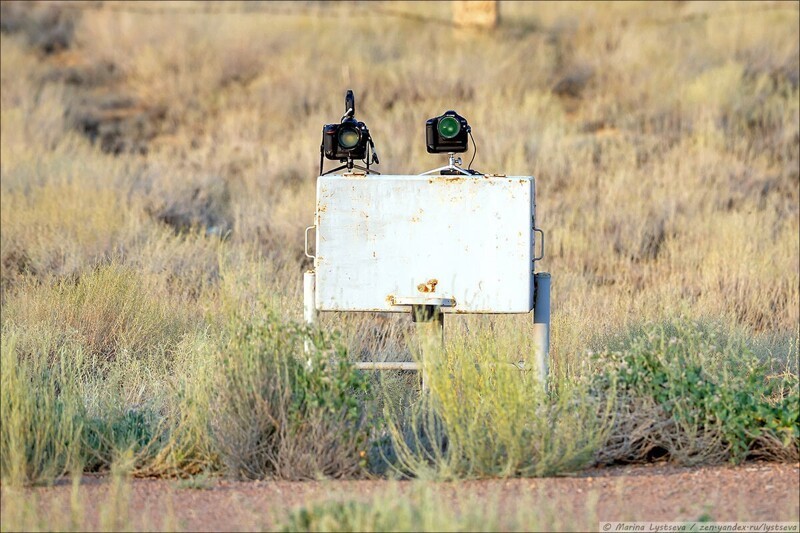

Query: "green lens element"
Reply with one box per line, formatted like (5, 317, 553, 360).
(438, 116, 461, 139)
(338, 127, 360, 149)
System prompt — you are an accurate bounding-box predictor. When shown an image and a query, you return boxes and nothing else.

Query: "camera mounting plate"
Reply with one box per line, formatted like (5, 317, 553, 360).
(418, 153, 477, 176)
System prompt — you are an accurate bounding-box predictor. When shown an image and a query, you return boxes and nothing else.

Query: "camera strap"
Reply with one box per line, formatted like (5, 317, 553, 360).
(368, 137, 380, 165)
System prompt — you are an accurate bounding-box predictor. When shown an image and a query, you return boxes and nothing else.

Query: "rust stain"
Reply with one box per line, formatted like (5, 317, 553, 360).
(417, 279, 439, 293)
(317, 203, 327, 212)
(343, 171, 368, 178)
(386, 295, 396, 306)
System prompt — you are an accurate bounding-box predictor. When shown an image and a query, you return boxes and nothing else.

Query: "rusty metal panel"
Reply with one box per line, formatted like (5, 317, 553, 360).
(314, 174, 535, 313)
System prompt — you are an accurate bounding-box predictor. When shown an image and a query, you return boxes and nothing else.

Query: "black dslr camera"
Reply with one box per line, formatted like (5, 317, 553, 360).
(426, 110, 470, 153)
(320, 90, 379, 174)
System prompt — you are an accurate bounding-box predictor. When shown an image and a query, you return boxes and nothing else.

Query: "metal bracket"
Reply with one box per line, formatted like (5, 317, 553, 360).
(419, 165, 474, 176)
(304, 225, 316, 260)
(533, 227, 545, 262)
(389, 295, 457, 307)
(419, 153, 477, 176)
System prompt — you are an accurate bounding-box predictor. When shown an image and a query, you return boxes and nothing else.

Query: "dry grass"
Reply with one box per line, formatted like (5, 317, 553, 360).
(2, 1, 798, 338)
(0, 0, 798, 496)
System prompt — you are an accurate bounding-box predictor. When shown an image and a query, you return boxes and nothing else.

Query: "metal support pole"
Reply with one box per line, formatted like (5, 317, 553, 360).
(412, 305, 444, 391)
(303, 270, 317, 358)
(533, 272, 551, 387)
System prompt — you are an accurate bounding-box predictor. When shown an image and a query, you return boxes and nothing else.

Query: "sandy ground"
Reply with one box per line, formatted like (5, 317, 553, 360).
(2, 462, 798, 531)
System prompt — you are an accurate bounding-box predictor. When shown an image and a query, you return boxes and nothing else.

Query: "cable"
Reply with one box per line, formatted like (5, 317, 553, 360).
(467, 130, 476, 171)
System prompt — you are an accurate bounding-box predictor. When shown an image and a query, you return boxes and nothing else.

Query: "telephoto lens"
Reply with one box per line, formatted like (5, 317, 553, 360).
(321, 90, 372, 163)
(426, 110, 470, 153)
(437, 116, 461, 139)
(337, 125, 361, 149)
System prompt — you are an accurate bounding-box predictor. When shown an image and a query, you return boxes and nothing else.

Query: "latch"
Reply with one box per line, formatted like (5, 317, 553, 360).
(304, 225, 316, 260)
(533, 227, 545, 262)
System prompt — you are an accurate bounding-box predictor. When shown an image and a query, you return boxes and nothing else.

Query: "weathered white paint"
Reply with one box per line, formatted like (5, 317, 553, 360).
(303, 270, 317, 358)
(314, 174, 536, 313)
(303, 270, 317, 325)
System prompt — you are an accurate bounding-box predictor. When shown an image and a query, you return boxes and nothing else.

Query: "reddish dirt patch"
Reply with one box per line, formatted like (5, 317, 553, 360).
(4, 463, 799, 531)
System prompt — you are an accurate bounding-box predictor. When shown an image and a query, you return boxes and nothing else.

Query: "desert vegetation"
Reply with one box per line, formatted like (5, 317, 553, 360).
(0, 0, 798, 530)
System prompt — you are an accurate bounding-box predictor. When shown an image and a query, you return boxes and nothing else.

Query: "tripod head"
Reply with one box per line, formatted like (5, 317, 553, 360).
(320, 89, 380, 175)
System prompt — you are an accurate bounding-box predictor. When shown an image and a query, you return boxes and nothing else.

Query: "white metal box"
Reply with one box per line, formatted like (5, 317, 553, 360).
(314, 174, 536, 313)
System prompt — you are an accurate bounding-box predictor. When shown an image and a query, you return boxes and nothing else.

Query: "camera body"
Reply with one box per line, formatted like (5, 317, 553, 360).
(322, 118, 371, 162)
(426, 110, 470, 153)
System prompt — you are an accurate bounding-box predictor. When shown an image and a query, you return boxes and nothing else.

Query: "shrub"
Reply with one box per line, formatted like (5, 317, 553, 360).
(0, 333, 84, 486)
(3, 263, 191, 363)
(209, 308, 371, 480)
(384, 325, 612, 479)
(278, 482, 584, 532)
(82, 406, 164, 473)
(132, 333, 221, 478)
(0, 2, 76, 54)
(593, 320, 799, 465)
(278, 486, 490, 533)
(2, 265, 214, 478)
